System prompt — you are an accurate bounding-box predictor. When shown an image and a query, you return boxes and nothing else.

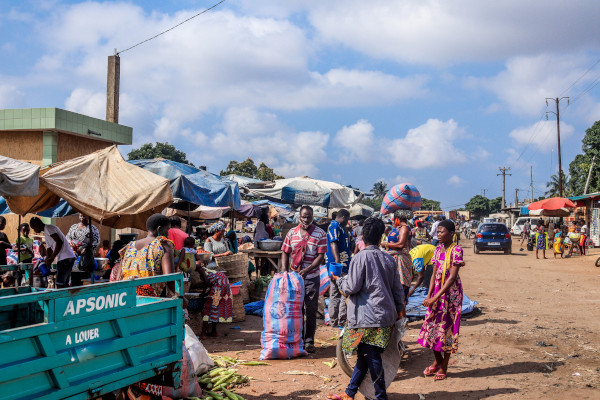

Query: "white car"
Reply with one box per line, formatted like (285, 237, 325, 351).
(510, 217, 538, 236)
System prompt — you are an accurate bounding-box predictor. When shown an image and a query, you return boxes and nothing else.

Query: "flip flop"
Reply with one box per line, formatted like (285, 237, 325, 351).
(326, 394, 344, 400)
(434, 372, 447, 381)
(423, 365, 440, 376)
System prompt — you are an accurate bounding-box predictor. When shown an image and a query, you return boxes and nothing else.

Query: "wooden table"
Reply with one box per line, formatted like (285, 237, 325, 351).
(240, 249, 283, 276)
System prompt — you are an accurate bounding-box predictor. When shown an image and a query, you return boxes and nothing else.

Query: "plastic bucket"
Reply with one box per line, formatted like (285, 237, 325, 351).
(329, 262, 343, 277)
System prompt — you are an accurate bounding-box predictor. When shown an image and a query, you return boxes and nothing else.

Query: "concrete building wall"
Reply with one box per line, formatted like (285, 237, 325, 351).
(57, 132, 113, 162)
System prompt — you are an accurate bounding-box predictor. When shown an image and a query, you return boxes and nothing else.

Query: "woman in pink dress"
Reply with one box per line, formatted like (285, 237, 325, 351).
(417, 219, 464, 380)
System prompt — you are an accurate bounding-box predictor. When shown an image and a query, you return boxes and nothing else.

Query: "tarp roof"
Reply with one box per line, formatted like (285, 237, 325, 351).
(0, 156, 40, 197)
(247, 176, 361, 208)
(569, 192, 600, 201)
(5, 146, 173, 229)
(129, 159, 241, 209)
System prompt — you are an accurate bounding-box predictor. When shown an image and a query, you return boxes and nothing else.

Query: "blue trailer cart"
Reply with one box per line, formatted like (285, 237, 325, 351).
(0, 273, 184, 400)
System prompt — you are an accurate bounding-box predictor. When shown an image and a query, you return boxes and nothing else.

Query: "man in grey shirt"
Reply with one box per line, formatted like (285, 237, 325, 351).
(330, 217, 404, 400)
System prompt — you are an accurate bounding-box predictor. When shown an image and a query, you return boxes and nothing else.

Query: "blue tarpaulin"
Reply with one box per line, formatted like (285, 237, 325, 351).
(405, 287, 478, 319)
(0, 196, 75, 217)
(520, 206, 530, 216)
(129, 159, 241, 209)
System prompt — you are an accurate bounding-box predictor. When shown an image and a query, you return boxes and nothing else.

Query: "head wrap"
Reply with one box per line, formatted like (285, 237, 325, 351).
(208, 221, 226, 234)
(394, 209, 414, 221)
(439, 219, 456, 233)
(242, 235, 252, 244)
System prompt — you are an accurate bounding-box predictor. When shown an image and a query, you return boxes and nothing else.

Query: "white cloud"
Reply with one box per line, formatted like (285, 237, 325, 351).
(466, 53, 600, 117)
(509, 120, 575, 152)
(64, 88, 105, 119)
(447, 175, 465, 186)
(180, 107, 330, 177)
(334, 119, 377, 162)
(0, 83, 23, 108)
(304, 1, 600, 65)
(388, 119, 468, 169)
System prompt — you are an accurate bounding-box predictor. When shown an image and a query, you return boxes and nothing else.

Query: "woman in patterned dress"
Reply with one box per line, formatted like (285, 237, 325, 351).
(201, 221, 233, 339)
(417, 219, 465, 381)
(119, 214, 175, 296)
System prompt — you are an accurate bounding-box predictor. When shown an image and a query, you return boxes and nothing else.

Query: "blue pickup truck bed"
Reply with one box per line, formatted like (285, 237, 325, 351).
(0, 273, 184, 400)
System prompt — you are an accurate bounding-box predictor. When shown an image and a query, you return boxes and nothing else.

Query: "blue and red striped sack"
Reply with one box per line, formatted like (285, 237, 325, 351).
(380, 183, 422, 214)
(260, 271, 307, 359)
(319, 264, 330, 295)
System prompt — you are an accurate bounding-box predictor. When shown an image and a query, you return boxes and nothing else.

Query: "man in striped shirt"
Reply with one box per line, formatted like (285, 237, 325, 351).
(281, 205, 327, 353)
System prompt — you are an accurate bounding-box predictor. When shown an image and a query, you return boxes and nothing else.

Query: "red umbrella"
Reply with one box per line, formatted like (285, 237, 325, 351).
(528, 197, 575, 210)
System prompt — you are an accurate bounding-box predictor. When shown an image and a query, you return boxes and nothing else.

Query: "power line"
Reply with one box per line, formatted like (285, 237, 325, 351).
(117, 0, 227, 55)
(559, 57, 600, 97)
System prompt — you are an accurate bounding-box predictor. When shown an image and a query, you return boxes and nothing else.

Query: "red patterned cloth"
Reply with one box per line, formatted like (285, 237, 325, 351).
(202, 271, 233, 323)
(281, 224, 327, 279)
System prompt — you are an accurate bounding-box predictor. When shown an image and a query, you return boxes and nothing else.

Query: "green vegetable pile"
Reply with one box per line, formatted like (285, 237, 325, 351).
(192, 355, 271, 400)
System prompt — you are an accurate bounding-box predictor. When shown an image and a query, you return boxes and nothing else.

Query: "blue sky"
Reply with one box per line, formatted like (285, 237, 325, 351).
(1, 0, 600, 209)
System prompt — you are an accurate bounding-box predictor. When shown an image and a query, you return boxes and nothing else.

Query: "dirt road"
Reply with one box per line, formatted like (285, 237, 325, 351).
(190, 240, 600, 399)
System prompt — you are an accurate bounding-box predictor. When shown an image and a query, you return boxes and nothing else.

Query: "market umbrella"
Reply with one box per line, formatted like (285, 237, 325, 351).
(5, 146, 174, 229)
(247, 176, 361, 208)
(529, 208, 571, 217)
(329, 204, 374, 220)
(0, 156, 40, 197)
(380, 183, 422, 215)
(528, 197, 576, 210)
(129, 159, 240, 209)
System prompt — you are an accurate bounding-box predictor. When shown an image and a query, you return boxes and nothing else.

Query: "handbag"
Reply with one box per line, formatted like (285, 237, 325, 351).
(290, 224, 315, 272)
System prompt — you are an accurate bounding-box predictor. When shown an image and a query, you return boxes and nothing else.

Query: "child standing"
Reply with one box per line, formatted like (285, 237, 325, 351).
(553, 231, 564, 259)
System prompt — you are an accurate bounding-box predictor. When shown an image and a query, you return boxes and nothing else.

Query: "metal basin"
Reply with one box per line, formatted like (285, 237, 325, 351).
(198, 253, 213, 264)
(258, 240, 283, 251)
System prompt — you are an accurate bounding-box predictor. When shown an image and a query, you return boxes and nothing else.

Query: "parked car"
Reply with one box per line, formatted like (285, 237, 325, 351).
(510, 217, 538, 236)
(474, 223, 512, 254)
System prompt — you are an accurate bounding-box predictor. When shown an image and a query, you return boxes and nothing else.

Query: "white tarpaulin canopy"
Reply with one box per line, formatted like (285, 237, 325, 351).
(247, 176, 361, 208)
(0, 156, 40, 197)
(165, 205, 229, 220)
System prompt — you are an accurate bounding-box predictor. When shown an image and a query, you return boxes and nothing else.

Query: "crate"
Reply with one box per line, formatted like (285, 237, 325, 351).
(0, 274, 184, 400)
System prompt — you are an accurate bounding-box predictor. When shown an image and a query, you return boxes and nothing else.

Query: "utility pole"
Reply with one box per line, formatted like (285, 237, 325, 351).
(497, 167, 512, 209)
(530, 166, 534, 202)
(515, 188, 519, 206)
(481, 189, 488, 198)
(546, 97, 569, 198)
(584, 155, 596, 195)
(106, 49, 120, 123)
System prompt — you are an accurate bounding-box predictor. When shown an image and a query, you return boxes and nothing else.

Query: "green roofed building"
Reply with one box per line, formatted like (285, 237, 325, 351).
(0, 107, 132, 167)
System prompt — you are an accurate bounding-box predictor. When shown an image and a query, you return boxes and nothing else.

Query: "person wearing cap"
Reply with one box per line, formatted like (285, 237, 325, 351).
(418, 219, 465, 381)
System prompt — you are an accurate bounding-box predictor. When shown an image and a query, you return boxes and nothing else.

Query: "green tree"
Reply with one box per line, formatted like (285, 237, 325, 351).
(420, 197, 441, 211)
(220, 158, 284, 180)
(465, 195, 490, 220)
(488, 196, 503, 214)
(127, 142, 193, 165)
(545, 171, 571, 197)
(256, 162, 284, 181)
(567, 120, 600, 195)
(220, 158, 258, 178)
(372, 181, 388, 198)
(361, 197, 383, 211)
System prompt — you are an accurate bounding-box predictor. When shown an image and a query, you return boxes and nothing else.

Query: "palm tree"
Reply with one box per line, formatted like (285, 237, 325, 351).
(545, 170, 570, 197)
(372, 180, 388, 198)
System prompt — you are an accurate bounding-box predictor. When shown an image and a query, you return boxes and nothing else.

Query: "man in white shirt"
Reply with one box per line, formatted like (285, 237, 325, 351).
(429, 215, 441, 246)
(30, 217, 76, 288)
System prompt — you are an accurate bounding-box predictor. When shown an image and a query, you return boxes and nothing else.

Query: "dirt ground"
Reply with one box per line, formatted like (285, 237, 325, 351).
(189, 239, 600, 400)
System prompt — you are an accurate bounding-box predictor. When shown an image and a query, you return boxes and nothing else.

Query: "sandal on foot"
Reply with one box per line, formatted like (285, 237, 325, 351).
(327, 394, 350, 400)
(423, 365, 440, 376)
(434, 372, 447, 380)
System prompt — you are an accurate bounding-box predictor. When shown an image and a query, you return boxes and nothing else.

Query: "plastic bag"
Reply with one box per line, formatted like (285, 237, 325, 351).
(260, 271, 307, 359)
(358, 318, 407, 399)
(185, 324, 214, 375)
(319, 264, 330, 295)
